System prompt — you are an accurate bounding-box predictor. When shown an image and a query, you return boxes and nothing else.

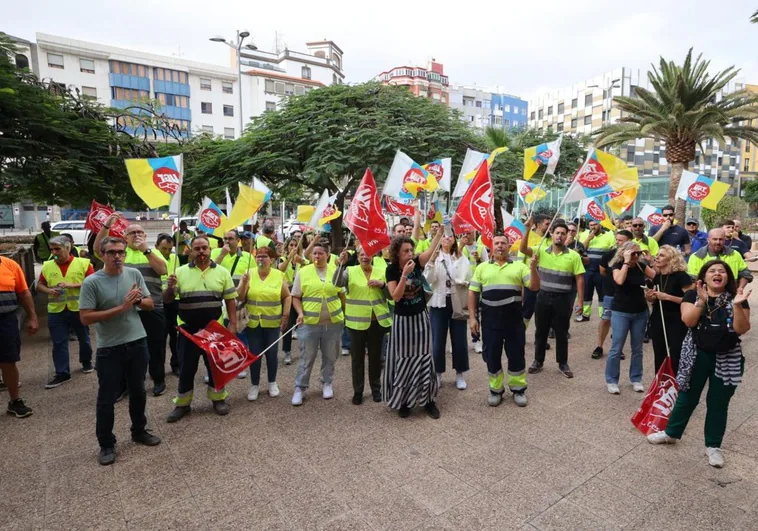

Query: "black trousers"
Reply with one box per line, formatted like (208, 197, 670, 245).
(534, 291, 572, 365)
(164, 301, 179, 371)
(649, 309, 688, 375)
(348, 321, 388, 395)
(139, 309, 166, 385)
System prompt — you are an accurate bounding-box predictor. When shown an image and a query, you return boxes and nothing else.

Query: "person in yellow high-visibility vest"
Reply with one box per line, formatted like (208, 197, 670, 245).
(237, 246, 291, 402)
(290, 241, 344, 406)
(156, 233, 180, 376)
(333, 245, 392, 405)
(278, 234, 315, 365)
(37, 236, 95, 388)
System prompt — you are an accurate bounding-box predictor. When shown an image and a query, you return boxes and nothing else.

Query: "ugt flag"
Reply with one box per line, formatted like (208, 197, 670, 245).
(85, 200, 129, 238)
(579, 198, 615, 230)
(523, 136, 562, 181)
(638, 204, 664, 226)
(196, 197, 227, 235)
(500, 208, 528, 246)
(516, 180, 547, 205)
(383, 151, 438, 199)
(606, 187, 638, 215)
(423, 158, 452, 193)
(564, 149, 638, 203)
(344, 169, 391, 257)
(178, 320, 259, 391)
(125, 154, 183, 213)
(451, 162, 494, 248)
(676, 170, 730, 211)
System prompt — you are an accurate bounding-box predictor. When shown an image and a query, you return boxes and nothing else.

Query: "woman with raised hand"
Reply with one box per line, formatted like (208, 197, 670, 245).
(278, 234, 311, 365)
(648, 260, 751, 468)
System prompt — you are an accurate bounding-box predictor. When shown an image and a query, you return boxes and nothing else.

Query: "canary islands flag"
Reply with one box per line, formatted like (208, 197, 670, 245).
(196, 197, 227, 236)
(605, 187, 638, 215)
(676, 170, 730, 211)
(384, 151, 438, 199)
(125, 154, 183, 213)
(424, 194, 443, 232)
(564, 149, 638, 203)
(308, 190, 341, 229)
(523, 136, 562, 181)
(297, 205, 315, 222)
(221, 182, 269, 232)
(516, 180, 547, 205)
(452, 147, 508, 198)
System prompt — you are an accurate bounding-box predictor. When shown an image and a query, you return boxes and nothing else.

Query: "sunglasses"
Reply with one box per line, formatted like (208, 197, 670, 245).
(662, 213, 674, 218)
(125, 230, 145, 236)
(686, 222, 697, 226)
(632, 224, 644, 228)
(105, 250, 126, 257)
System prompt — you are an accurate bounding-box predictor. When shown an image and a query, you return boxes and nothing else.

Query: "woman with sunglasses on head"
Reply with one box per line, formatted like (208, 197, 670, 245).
(605, 241, 656, 394)
(645, 245, 693, 374)
(648, 260, 751, 468)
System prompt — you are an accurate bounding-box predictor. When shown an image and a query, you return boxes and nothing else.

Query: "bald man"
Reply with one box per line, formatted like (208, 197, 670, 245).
(687, 228, 753, 289)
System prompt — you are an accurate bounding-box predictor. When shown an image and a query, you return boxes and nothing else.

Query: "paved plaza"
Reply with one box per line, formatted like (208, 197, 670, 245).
(1, 302, 757, 531)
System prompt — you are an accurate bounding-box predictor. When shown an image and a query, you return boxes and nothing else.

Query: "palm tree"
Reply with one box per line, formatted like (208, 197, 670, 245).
(593, 49, 758, 221)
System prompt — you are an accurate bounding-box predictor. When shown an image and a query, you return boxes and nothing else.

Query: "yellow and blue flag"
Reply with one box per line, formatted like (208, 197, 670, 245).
(523, 136, 562, 181)
(605, 187, 638, 215)
(196, 197, 227, 236)
(424, 194, 443, 232)
(383, 151, 439, 199)
(676, 170, 730, 211)
(125, 154, 183, 213)
(565, 149, 638, 203)
(516, 179, 547, 205)
(222, 182, 269, 231)
(297, 205, 315, 222)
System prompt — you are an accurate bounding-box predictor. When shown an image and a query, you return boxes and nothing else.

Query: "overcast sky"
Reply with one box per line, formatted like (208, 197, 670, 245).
(6, 0, 758, 99)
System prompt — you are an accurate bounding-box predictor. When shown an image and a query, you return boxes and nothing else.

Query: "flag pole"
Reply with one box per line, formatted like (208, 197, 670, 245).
(527, 170, 550, 219)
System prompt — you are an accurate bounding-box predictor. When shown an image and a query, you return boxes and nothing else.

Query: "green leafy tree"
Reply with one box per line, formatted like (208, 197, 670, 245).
(701, 195, 748, 230)
(593, 49, 758, 223)
(169, 82, 487, 246)
(741, 179, 758, 205)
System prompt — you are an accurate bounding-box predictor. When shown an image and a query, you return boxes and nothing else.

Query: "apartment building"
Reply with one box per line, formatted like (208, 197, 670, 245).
(375, 59, 450, 105)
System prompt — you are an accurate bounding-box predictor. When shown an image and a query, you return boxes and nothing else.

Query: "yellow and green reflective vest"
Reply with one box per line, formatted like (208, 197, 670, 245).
(299, 263, 343, 325)
(41, 257, 89, 313)
(245, 269, 284, 329)
(344, 265, 392, 330)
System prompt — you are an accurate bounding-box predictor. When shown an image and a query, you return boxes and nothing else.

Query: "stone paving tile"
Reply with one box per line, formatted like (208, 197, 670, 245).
(530, 498, 616, 530)
(44, 491, 126, 531)
(401, 466, 480, 516)
(564, 477, 650, 528)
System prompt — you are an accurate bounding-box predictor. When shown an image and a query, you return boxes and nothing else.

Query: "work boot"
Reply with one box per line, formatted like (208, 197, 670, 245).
(212, 400, 230, 416)
(167, 406, 191, 423)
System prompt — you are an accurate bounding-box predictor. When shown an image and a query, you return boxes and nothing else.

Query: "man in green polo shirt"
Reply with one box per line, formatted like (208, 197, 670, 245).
(631, 217, 659, 256)
(520, 219, 585, 378)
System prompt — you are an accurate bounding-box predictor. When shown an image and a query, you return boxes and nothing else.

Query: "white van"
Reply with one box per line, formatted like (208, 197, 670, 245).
(50, 221, 91, 246)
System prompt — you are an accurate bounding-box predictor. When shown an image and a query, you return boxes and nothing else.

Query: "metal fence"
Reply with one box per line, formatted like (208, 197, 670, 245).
(0, 246, 35, 286)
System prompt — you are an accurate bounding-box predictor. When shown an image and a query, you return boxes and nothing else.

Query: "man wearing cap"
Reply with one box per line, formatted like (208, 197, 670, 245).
(685, 218, 708, 256)
(240, 231, 254, 254)
(649, 204, 691, 255)
(256, 220, 278, 254)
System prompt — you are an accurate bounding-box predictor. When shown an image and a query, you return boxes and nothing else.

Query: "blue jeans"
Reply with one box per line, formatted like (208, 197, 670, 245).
(341, 326, 351, 350)
(294, 323, 343, 389)
(430, 298, 469, 374)
(48, 309, 92, 376)
(95, 338, 148, 448)
(245, 326, 280, 385)
(605, 309, 648, 384)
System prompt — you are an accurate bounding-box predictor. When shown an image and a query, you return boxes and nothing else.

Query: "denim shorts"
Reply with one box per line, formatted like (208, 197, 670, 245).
(601, 295, 614, 321)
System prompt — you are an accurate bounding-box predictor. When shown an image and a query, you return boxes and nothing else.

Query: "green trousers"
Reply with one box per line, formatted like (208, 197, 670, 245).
(665, 349, 743, 448)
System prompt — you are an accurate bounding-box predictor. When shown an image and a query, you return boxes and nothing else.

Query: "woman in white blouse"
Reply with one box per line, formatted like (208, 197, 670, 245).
(424, 233, 473, 390)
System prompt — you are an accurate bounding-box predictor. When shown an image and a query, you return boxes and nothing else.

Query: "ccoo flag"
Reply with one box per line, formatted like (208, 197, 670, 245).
(676, 170, 730, 210)
(564, 149, 638, 203)
(383, 151, 438, 199)
(125, 154, 183, 213)
(451, 162, 494, 248)
(516, 180, 547, 205)
(523, 135, 562, 181)
(196, 197, 227, 236)
(344, 169, 391, 257)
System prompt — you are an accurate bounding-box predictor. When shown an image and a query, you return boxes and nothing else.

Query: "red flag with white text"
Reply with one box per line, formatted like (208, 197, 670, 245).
(451, 163, 494, 247)
(85, 200, 129, 238)
(345, 169, 392, 257)
(631, 357, 679, 436)
(383, 196, 415, 216)
(178, 320, 259, 391)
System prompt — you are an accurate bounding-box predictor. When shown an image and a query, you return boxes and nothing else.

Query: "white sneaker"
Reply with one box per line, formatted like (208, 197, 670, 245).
(323, 383, 334, 399)
(237, 371, 247, 379)
(291, 387, 304, 406)
(606, 383, 620, 395)
(647, 431, 678, 445)
(488, 392, 503, 407)
(632, 382, 645, 393)
(292, 331, 298, 340)
(473, 340, 483, 353)
(341, 348, 350, 356)
(455, 373, 467, 390)
(203, 375, 209, 384)
(706, 447, 724, 468)
(283, 352, 292, 365)
(436, 373, 442, 387)
(247, 385, 259, 401)
(268, 382, 280, 397)
(513, 392, 528, 407)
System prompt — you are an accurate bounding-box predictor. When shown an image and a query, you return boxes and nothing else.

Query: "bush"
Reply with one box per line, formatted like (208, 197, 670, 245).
(701, 196, 748, 230)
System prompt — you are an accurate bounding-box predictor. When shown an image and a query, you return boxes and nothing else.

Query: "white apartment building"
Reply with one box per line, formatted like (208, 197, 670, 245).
(449, 84, 528, 130)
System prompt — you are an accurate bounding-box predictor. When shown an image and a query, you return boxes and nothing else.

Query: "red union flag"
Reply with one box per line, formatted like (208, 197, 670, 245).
(451, 163, 494, 247)
(153, 167, 181, 194)
(178, 320, 259, 391)
(345, 169, 391, 257)
(631, 357, 679, 436)
(383, 196, 415, 216)
(85, 200, 129, 238)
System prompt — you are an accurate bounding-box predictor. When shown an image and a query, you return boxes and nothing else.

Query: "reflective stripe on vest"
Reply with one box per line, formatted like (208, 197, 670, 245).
(125, 248, 165, 307)
(245, 269, 284, 329)
(299, 263, 343, 325)
(41, 258, 89, 313)
(343, 265, 392, 330)
(0, 291, 19, 314)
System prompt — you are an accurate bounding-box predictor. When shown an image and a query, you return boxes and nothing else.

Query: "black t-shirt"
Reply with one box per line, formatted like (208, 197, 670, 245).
(682, 290, 749, 313)
(649, 225, 690, 251)
(386, 257, 426, 316)
(599, 249, 617, 297)
(682, 290, 748, 349)
(651, 271, 692, 315)
(611, 262, 650, 313)
(725, 238, 749, 256)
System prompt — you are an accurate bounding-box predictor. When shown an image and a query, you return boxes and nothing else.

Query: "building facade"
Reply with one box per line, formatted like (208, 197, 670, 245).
(375, 60, 450, 105)
(528, 67, 744, 211)
(739, 83, 758, 202)
(443, 85, 528, 130)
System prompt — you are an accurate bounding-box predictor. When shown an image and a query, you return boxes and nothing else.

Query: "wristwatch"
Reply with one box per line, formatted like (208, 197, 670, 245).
(143, 249, 152, 256)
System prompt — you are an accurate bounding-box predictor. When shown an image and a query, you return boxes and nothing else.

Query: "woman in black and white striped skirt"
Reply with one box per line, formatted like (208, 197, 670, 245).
(384, 231, 443, 418)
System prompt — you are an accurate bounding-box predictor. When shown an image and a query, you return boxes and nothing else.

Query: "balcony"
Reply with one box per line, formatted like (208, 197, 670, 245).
(154, 80, 190, 97)
(109, 73, 150, 91)
(162, 105, 191, 121)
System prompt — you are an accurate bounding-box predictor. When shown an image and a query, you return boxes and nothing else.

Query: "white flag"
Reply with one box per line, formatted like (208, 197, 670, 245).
(452, 148, 487, 198)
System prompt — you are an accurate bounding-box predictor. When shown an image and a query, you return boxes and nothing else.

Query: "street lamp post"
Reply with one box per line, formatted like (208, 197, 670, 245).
(210, 30, 258, 137)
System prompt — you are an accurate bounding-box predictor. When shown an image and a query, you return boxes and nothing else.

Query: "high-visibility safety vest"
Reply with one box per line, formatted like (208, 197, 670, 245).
(41, 257, 90, 313)
(344, 265, 392, 330)
(125, 247, 165, 308)
(34, 231, 60, 261)
(299, 263, 344, 325)
(282, 257, 310, 286)
(583, 230, 615, 271)
(687, 246, 753, 283)
(245, 269, 284, 329)
(210, 247, 253, 286)
(175, 262, 237, 331)
(462, 242, 487, 266)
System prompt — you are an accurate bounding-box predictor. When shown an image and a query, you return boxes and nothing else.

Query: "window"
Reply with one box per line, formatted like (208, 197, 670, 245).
(530, 111, 535, 120)
(284, 83, 295, 95)
(301, 66, 311, 80)
(475, 100, 482, 108)
(15, 54, 29, 69)
(571, 98, 578, 108)
(493, 116, 502, 125)
(200, 78, 211, 90)
(201, 102, 212, 114)
(265, 79, 275, 93)
(557, 122, 564, 132)
(265, 101, 276, 112)
(295, 85, 305, 96)
(512, 106, 518, 114)
(223, 104, 234, 117)
(512, 120, 518, 127)
(224, 127, 235, 139)
(484, 100, 491, 109)
(538, 110, 543, 120)
(602, 111, 608, 122)
(154, 68, 188, 83)
(222, 81, 233, 94)
(521, 107, 527, 115)
(603, 89, 608, 100)
(48, 53, 64, 69)
(79, 58, 95, 74)
(557, 103, 564, 114)
(626, 148, 635, 163)
(584, 94, 593, 106)
(274, 82, 285, 94)
(744, 158, 750, 171)
(717, 156, 723, 166)
(156, 93, 189, 107)
(746, 142, 751, 153)
(111, 87, 149, 101)
(653, 152, 660, 164)
(584, 115, 592, 125)
(469, 116, 475, 122)
(81, 86, 97, 100)
(504, 104, 510, 112)
(547, 106, 553, 116)
(109, 61, 147, 77)
(202, 125, 214, 134)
